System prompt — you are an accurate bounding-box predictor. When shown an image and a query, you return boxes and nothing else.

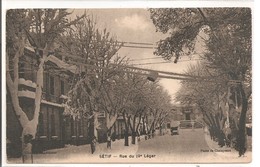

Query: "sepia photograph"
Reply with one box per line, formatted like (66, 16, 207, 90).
(2, 2, 253, 165)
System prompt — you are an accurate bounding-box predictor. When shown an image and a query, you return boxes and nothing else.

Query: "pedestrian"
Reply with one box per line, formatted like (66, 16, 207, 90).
(91, 136, 97, 154)
(137, 131, 141, 142)
(111, 131, 116, 141)
(107, 133, 112, 149)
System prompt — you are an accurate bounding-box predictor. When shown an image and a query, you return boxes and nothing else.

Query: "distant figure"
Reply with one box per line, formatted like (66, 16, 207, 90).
(152, 129, 155, 138)
(137, 131, 141, 142)
(107, 133, 112, 149)
(111, 131, 116, 141)
(91, 136, 97, 154)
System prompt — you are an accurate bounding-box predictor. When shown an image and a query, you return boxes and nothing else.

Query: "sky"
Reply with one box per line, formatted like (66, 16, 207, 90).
(72, 9, 200, 102)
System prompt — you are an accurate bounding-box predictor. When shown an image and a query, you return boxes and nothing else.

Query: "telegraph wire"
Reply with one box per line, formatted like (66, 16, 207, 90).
(121, 41, 155, 46)
(8, 57, 214, 82)
(130, 59, 203, 66)
(128, 57, 162, 61)
(13, 45, 209, 81)
(121, 45, 156, 49)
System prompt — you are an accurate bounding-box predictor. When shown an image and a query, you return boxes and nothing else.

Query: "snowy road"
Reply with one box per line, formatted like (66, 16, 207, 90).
(7, 128, 251, 164)
(136, 128, 214, 160)
(135, 128, 251, 163)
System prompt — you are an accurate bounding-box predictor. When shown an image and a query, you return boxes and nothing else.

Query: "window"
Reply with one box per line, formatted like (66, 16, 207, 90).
(19, 62, 25, 78)
(38, 112, 44, 136)
(43, 72, 49, 94)
(71, 117, 75, 136)
(60, 80, 65, 95)
(49, 75, 55, 95)
(79, 118, 84, 136)
(51, 112, 56, 136)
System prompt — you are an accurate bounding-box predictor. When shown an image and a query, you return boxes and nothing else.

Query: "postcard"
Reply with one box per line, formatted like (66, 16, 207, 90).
(2, 1, 253, 165)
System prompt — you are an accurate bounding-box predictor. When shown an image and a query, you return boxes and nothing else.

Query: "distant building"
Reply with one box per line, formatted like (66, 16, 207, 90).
(172, 104, 197, 120)
(166, 104, 201, 129)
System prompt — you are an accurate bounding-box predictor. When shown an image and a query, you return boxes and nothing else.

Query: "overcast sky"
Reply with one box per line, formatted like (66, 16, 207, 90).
(72, 9, 201, 102)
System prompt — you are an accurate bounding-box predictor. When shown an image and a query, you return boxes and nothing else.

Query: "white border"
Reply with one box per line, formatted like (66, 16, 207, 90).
(2, 0, 254, 8)
(2, 1, 257, 167)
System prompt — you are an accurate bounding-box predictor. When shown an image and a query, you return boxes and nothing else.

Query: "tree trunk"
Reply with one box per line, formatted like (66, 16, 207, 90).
(6, 43, 47, 163)
(142, 117, 146, 136)
(21, 121, 38, 163)
(236, 84, 248, 157)
(125, 116, 131, 146)
(123, 113, 129, 146)
(131, 115, 136, 145)
(89, 115, 96, 154)
(131, 131, 136, 145)
(124, 126, 129, 146)
(134, 115, 142, 143)
(93, 112, 99, 141)
(22, 140, 33, 163)
(107, 128, 112, 149)
(88, 116, 94, 139)
(105, 112, 118, 148)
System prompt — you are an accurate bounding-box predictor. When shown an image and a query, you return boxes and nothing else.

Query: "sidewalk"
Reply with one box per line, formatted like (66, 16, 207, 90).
(204, 128, 252, 162)
(7, 136, 141, 164)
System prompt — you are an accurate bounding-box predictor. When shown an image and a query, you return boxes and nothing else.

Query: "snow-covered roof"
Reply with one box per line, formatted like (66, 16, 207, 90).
(47, 55, 77, 74)
(25, 46, 78, 74)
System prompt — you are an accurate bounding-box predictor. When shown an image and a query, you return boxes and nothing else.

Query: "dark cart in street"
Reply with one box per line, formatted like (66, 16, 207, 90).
(171, 126, 179, 135)
(170, 121, 180, 135)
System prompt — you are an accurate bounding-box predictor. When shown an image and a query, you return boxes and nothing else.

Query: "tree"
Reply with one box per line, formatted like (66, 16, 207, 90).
(150, 8, 251, 156)
(145, 84, 172, 138)
(119, 71, 150, 145)
(6, 9, 84, 162)
(113, 70, 173, 145)
(99, 66, 138, 147)
(127, 77, 149, 144)
(175, 62, 233, 146)
(61, 16, 123, 151)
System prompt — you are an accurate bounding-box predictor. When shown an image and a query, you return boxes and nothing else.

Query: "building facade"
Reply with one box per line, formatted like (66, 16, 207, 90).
(6, 47, 141, 158)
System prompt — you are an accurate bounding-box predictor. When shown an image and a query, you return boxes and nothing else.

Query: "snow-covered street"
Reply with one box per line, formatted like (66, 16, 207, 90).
(7, 129, 251, 164)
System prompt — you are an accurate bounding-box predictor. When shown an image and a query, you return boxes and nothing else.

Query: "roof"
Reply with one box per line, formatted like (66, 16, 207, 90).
(47, 55, 77, 74)
(25, 46, 78, 74)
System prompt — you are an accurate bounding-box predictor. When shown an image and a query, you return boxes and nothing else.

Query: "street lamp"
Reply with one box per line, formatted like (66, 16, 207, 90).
(147, 71, 159, 82)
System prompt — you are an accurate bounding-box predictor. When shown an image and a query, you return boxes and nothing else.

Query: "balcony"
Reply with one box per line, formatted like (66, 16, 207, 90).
(18, 90, 35, 99)
(42, 92, 60, 104)
(18, 90, 64, 108)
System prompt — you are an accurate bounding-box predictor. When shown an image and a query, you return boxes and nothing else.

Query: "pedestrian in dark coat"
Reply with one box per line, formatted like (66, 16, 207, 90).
(91, 136, 97, 154)
(107, 132, 112, 149)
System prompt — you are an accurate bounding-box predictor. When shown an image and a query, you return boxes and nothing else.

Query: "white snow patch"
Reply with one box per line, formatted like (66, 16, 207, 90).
(18, 90, 35, 99)
(25, 46, 35, 52)
(60, 94, 68, 99)
(18, 90, 64, 108)
(18, 78, 37, 88)
(41, 100, 64, 108)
